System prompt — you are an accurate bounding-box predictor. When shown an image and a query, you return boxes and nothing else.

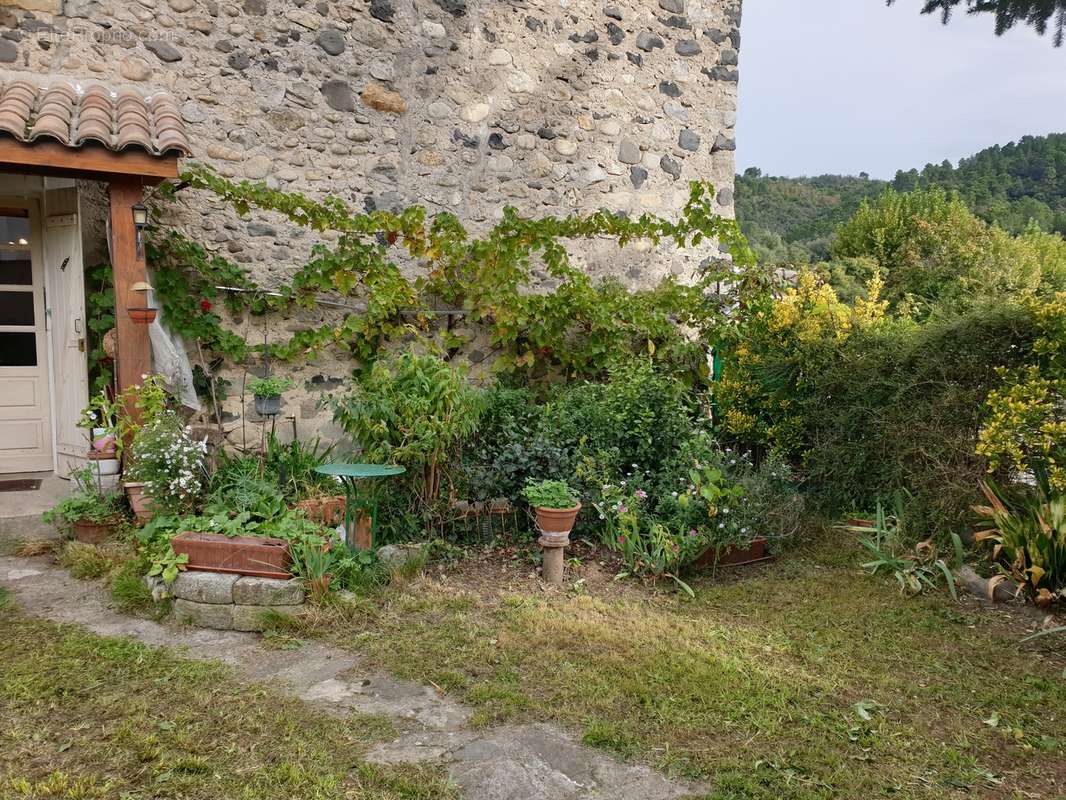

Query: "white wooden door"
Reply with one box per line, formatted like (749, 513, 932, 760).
(43, 186, 89, 477)
(0, 202, 53, 473)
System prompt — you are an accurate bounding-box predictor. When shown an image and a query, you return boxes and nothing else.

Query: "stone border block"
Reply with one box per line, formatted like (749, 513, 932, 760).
(174, 598, 235, 630)
(232, 576, 304, 606)
(171, 570, 238, 604)
(232, 603, 303, 632)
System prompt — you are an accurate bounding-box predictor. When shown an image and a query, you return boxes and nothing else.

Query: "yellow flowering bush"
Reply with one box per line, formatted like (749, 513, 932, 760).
(978, 293, 1066, 491)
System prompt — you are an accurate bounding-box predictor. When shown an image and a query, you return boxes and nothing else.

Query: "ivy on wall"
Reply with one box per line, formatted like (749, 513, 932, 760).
(148, 164, 758, 383)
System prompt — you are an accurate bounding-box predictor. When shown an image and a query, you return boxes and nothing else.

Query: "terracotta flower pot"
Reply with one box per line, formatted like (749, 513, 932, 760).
(692, 536, 772, 569)
(73, 517, 116, 544)
(124, 481, 153, 522)
(294, 495, 372, 549)
(128, 308, 157, 324)
(535, 503, 581, 537)
(171, 531, 290, 579)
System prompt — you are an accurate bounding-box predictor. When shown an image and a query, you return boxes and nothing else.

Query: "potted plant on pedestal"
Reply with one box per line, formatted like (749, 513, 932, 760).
(43, 468, 124, 544)
(78, 389, 122, 478)
(248, 375, 294, 416)
(522, 479, 581, 585)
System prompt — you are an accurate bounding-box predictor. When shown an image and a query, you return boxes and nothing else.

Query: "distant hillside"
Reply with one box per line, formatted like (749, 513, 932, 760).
(737, 133, 1066, 263)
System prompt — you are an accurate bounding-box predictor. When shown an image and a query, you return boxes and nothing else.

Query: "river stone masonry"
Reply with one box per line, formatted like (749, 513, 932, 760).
(2, 0, 741, 440)
(161, 570, 305, 631)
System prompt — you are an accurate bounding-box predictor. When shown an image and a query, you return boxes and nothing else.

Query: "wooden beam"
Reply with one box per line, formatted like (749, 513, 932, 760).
(0, 139, 179, 182)
(109, 179, 153, 416)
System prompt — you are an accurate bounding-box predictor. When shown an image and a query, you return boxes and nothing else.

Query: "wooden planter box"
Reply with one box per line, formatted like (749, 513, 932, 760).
(692, 536, 772, 570)
(171, 531, 290, 579)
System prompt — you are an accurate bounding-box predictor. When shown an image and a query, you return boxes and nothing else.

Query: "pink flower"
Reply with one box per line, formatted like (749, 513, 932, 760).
(689, 528, 697, 536)
(635, 489, 647, 499)
(617, 535, 625, 544)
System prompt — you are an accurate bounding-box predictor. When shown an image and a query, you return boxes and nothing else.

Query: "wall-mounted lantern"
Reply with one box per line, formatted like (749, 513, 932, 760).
(132, 202, 148, 259)
(127, 280, 157, 324)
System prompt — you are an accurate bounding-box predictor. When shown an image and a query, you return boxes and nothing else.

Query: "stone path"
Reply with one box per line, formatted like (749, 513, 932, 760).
(0, 555, 705, 800)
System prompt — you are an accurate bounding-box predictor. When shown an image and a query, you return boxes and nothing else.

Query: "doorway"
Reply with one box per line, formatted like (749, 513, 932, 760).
(0, 201, 53, 473)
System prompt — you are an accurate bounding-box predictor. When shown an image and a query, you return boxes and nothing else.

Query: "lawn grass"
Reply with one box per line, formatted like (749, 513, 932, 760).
(0, 603, 455, 799)
(308, 533, 1066, 800)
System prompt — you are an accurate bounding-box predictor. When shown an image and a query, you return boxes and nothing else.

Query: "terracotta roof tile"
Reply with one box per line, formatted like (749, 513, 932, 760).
(0, 75, 191, 157)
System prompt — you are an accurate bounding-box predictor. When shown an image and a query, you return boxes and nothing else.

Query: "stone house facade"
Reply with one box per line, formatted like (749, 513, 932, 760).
(0, 0, 740, 465)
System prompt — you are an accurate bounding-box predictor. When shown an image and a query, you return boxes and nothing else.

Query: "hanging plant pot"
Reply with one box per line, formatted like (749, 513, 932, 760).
(254, 393, 282, 415)
(171, 531, 290, 579)
(124, 481, 153, 522)
(128, 307, 157, 324)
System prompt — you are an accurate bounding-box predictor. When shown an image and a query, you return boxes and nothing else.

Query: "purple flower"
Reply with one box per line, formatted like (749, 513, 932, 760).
(689, 528, 697, 536)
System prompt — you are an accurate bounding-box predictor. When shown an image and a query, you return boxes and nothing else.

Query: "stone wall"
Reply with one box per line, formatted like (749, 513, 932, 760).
(1, 0, 740, 442)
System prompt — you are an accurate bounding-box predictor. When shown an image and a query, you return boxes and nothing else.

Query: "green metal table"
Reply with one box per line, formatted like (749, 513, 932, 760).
(314, 463, 406, 550)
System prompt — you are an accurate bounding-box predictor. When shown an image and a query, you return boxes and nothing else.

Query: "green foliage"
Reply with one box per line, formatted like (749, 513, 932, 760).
(84, 262, 114, 394)
(42, 470, 122, 528)
(521, 479, 578, 509)
(457, 386, 569, 503)
(832, 188, 1066, 314)
(148, 165, 753, 385)
(331, 350, 484, 512)
(717, 268, 1040, 538)
(246, 375, 295, 397)
(975, 480, 1066, 606)
(549, 359, 698, 476)
(738, 135, 1066, 266)
(146, 548, 188, 586)
(847, 498, 961, 599)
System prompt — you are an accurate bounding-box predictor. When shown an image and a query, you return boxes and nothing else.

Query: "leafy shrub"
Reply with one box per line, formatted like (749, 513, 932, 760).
(331, 350, 484, 513)
(458, 387, 569, 503)
(975, 480, 1066, 607)
(549, 359, 698, 476)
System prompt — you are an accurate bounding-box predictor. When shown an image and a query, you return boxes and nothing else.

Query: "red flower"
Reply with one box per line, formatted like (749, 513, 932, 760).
(200, 299, 212, 312)
(385, 231, 398, 245)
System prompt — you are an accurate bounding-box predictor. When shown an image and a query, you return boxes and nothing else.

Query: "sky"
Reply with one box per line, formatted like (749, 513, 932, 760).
(736, 0, 1066, 179)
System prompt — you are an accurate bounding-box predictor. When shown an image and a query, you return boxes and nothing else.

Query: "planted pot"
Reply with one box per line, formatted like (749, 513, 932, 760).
(254, 393, 282, 416)
(535, 503, 581, 543)
(692, 536, 772, 570)
(171, 531, 290, 579)
(295, 495, 346, 527)
(87, 454, 121, 477)
(124, 482, 153, 522)
(73, 517, 118, 544)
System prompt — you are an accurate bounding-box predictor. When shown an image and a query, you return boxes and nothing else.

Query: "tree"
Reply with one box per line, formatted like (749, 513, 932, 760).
(887, 0, 1066, 46)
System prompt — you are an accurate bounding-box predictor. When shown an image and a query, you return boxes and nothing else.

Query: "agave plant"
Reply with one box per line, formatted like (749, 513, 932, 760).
(974, 481, 1066, 607)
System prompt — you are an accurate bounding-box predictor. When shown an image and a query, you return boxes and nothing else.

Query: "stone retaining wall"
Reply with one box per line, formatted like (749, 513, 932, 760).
(164, 570, 304, 631)
(2, 0, 740, 440)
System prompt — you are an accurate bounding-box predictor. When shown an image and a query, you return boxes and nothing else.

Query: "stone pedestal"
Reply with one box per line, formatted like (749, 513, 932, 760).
(158, 570, 305, 631)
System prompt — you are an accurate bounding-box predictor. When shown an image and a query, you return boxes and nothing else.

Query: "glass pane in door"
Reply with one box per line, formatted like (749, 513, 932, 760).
(0, 213, 31, 286)
(0, 332, 36, 365)
(0, 290, 33, 325)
